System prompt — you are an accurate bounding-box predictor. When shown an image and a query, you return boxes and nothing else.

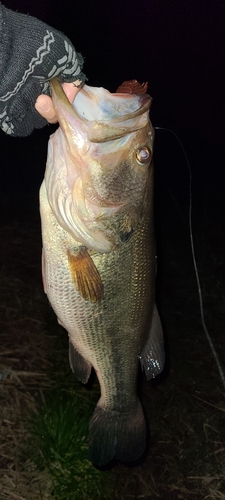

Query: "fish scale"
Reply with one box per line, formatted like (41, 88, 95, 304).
(40, 78, 165, 466)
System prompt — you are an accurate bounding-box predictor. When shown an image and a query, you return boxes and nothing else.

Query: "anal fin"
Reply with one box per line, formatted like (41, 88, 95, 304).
(140, 304, 165, 380)
(67, 247, 103, 303)
(69, 340, 92, 384)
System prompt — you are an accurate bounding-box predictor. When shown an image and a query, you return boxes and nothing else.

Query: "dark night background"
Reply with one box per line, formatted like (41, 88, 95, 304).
(1, 0, 225, 226)
(1, 2, 225, 495)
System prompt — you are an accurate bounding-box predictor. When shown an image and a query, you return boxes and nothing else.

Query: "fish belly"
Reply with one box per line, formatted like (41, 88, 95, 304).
(40, 178, 156, 465)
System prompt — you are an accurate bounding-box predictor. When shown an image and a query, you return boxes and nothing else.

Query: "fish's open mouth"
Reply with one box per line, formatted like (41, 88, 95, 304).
(73, 85, 151, 124)
(72, 85, 151, 144)
(51, 78, 151, 143)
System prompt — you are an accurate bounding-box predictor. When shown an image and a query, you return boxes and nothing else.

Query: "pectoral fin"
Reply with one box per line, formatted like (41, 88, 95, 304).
(69, 340, 92, 384)
(67, 247, 104, 302)
(140, 304, 165, 380)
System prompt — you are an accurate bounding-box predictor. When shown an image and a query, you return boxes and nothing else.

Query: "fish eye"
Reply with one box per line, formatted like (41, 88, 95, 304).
(136, 147, 151, 165)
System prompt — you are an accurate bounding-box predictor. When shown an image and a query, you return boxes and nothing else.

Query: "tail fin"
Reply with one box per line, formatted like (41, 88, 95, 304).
(89, 400, 146, 466)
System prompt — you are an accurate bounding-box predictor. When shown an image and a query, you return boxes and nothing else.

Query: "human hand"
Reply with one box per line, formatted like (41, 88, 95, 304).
(0, 5, 86, 136)
(35, 81, 81, 123)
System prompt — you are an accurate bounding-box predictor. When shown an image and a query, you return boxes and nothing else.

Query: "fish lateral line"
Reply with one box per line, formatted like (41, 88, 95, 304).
(67, 246, 104, 303)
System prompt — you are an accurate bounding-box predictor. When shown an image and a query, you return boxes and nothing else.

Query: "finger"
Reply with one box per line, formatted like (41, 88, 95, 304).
(62, 79, 82, 102)
(35, 95, 57, 123)
(35, 80, 82, 122)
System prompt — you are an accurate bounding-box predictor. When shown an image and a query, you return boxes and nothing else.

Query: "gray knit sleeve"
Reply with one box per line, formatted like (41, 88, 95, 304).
(0, 4, 86, 136)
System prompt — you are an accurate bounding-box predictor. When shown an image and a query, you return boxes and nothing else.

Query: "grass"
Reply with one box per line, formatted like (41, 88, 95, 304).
(27, 390, 112, 500)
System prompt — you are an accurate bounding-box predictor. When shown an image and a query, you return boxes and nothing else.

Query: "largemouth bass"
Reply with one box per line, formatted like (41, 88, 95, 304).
(40, 77, 165, 466)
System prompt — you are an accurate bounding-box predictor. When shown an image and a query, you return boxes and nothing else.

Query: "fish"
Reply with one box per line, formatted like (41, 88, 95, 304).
(39, 77, 165, 466)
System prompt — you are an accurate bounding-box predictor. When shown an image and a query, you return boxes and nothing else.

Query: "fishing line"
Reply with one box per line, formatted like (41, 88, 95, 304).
(154, 126, 225, 391)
